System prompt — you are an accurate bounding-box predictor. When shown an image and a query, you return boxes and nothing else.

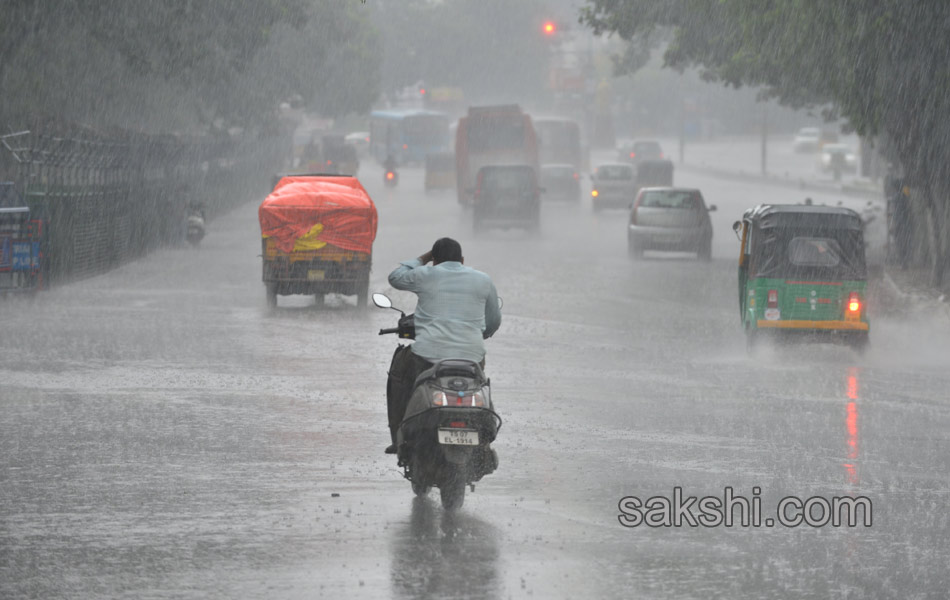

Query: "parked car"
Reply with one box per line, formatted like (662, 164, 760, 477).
(627, 187, 716, 260)
(539, 164, 581, 202)
(792, 127, 821, 153)
(618, 139, 664, 164)
(471, 165, 541, 232)
(590, 163, 636, 211)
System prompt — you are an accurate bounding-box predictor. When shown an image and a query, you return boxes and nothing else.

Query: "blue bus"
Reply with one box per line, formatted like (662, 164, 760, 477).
(369, 110, 451, 165)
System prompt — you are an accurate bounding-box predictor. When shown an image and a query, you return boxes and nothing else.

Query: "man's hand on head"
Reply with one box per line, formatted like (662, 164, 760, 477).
(419, 250, 434, 265)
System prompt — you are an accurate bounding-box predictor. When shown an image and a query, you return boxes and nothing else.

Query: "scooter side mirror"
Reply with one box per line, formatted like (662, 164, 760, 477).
(372, 293, 392, 309)
(497, 297, 504, 309)
(732, 220, 742, 241)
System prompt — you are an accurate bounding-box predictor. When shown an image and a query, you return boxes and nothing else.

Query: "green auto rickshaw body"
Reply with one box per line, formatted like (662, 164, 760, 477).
(736, 204, 869, 345)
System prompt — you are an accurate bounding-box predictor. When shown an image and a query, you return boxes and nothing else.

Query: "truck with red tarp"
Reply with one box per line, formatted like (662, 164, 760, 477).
(259, 174, 377, 308)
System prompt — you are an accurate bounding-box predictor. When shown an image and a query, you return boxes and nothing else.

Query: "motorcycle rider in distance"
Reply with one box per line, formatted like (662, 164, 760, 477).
(384, 237, 501, 454)
(383, 154, 397, 174)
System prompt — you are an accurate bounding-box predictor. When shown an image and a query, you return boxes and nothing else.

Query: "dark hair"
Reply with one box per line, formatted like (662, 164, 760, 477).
(432, 237, 463, 263)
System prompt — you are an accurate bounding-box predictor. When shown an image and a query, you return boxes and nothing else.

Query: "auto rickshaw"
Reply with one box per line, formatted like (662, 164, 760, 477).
(259, 174, 377, 308)
(734, 204, 869, 352)
(424, 152, 455, 192)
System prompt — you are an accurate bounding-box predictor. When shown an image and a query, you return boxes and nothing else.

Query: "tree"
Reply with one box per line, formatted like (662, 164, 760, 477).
(582, 0, 950, 285)
(0, 1, 381, 132)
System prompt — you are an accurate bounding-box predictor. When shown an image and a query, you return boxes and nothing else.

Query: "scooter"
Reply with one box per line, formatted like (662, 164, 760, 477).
(374, 293, 501, 510)
(384, 168, 399, 188)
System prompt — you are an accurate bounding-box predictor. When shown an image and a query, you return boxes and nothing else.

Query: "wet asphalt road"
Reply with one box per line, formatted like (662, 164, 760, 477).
(2, 150, 949, 599)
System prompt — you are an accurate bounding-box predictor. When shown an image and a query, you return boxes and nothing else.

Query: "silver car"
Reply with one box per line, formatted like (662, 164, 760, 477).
(627, 187, 716, 260)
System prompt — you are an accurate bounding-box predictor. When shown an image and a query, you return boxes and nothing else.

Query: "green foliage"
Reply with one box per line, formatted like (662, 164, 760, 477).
(0, 1, 381, 131)
(581, 0, 950, 280)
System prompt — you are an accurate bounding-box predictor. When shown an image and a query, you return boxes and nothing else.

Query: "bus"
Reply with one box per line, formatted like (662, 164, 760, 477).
(534, 117, 585, 171)
(369, 110, 451, 165)
(454, 105, 539, 206)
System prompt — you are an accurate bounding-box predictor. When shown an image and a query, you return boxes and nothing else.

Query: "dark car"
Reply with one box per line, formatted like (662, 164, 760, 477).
(472, 165, 541, 232)
(618, 139, 664, 164)
(540, 164, 581, 202)
(627, 187, 716, 260)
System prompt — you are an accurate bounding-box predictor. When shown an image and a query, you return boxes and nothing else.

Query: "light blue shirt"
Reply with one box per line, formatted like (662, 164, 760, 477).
(388, 259, 501, 362)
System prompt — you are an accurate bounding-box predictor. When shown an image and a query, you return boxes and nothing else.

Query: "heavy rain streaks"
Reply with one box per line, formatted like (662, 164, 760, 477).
(2, 2, 950, 600)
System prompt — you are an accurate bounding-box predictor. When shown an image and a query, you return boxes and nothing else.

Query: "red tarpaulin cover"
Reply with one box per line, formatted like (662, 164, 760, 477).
(259, 176, 378, 254)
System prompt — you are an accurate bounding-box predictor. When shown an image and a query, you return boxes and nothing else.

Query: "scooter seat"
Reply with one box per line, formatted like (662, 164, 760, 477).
(414, 359, 486, 387)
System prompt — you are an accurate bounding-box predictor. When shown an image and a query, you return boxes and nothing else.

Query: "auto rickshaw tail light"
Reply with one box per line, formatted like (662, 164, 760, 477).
(848, 292, 861, 314)
(767, 289, 778, 308)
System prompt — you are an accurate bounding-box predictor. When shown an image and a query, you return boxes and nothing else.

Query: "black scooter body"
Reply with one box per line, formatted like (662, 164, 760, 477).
(377, 299, 501, 509)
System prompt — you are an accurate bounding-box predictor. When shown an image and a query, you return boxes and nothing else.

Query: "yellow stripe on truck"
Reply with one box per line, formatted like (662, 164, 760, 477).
(756, 320, 869, 331)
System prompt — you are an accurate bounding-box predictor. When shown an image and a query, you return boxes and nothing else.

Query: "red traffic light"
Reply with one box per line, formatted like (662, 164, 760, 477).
(543, 21, 557, 35)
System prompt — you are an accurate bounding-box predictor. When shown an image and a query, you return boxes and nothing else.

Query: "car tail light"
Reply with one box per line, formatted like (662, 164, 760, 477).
(402, 144, 408, 149)
(573, 172, 579, 180)
(629, 151, 636, 159)
(386, 171, 394, 180)
(767, 289, 778, 308)
(659, 152, 664, 158)
(326, 160, 333, 166)
(630, 193, 643, 224)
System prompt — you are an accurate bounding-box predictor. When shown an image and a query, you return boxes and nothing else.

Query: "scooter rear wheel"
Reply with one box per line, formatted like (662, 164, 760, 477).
(440, 474, 466, 510)
(410, 454, 430, 497)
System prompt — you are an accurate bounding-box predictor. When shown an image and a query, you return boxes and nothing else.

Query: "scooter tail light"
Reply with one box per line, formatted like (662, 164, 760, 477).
(767, 289, 778, 308)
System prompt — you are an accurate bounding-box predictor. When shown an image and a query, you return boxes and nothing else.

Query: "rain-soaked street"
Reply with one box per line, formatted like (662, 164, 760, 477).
(3, 150, 950, 599)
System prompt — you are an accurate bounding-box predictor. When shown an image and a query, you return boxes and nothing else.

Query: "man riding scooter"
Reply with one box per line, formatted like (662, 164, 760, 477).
(384, 237, 501, 454)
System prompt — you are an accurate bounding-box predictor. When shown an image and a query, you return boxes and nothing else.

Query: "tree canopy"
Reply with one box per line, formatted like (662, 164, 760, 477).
(582, 0, 950, 283)
(0, 1, 381, 132)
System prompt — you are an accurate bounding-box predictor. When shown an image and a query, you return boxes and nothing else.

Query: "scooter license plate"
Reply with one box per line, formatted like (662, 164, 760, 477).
(438, 428, 479, 446)
(307, 269, 325, 281)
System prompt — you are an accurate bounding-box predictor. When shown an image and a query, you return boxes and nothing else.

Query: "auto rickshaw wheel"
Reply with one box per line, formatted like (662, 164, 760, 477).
(850, 333, 869, 355)
(745, 325, 758, 354)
